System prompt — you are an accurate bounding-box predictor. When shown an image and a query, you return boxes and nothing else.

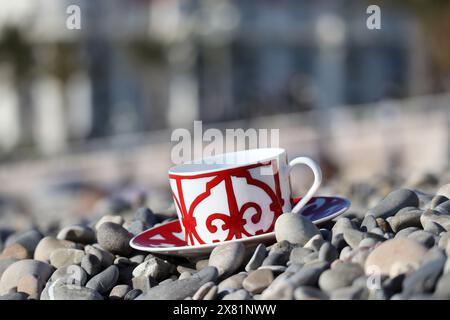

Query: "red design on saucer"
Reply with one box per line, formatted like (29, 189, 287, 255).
(131, 196, 351, 250)
(169, 161, 284, 245)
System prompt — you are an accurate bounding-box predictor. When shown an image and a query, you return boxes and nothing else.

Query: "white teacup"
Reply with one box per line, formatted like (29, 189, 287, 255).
(168, 148, 322, 245)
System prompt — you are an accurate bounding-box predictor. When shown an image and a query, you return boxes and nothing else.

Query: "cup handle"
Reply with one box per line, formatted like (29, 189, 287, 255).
(288, 157, 322, 214)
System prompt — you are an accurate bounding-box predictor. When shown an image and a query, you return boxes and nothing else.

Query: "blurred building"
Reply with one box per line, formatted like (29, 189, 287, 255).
(0, 0, 426, 157)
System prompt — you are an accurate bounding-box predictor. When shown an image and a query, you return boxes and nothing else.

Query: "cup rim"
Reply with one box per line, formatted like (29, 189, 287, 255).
(169, 147, 286, 176)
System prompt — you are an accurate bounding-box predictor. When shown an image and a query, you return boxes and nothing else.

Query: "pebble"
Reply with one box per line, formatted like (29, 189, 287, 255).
(376, 218, 393, 233)
(289, 247, 313, 265)
(0, 259, 54, 295)
(136, 266, 218, 300)
(358, 238, 379, 248)
(319, 229, 332, 242)
(438, 232, 450, 249)
(245, 244, 267, 272)
(434, 272, 450, 299)
(179, 271, 191, 280)
(0, 243, 29, 260)
(430, 195, 449, 209)
(208, 243, 245, 277)
(365, 238, 427, 277)
(49, 248, 85, 268)
(86, 265, 119, 294)
(41, 281, 103, 300)
(132, 256, 175, 281)
(57, 226, 96, 244)
(123, 220, 146, 236)
(132, 275, 155, 293)
(262, 241, 293, 266)
(124, 288, 142, 300)
(17, 274, 42, 299)
(81, 254, 102, 276)
(218, 273, 247, 293)
(50, 264, 87, 286)
(34, 237, 78, 262)
(109, 284, 132, 300)
(4, 229, 42, 256)
(331, 218, 354, 236)
(423, 221, 446, 236)
(360, 215, 377, 232)
(294, 286, 329, 300)
(0, 259, 18, 279)
(437, 184, 450, 199)
(274, 212, 320, 246)
(192, 281, 217, 300)
(331, 233, 347, 251)
(318, 242, 338, 263)
(407, 230, 436, 248)
(318, 263, 364, 292)
(95, 215, 124, 230)
(134, 207, 156, 228)
(342, 229, 365, 249)
(195, 259, 209, 271)
(420, 209, 450, 231)
(0, 292, 28, 300)
(395, 227, 419, 238)
(366, 189, 419, 219)
(85, 245, 115, 268)
(435, 200, 450, 215)
(288, 263, 328, 287)
(242, 269, 274, 294)
(260, 277, 295, 300)
(222, 289, 251, 300)
(402, 257, 446, 297)
(96, 222, 133, 256)
(388, 207, 423, 232)
(304, 235, 325, 251)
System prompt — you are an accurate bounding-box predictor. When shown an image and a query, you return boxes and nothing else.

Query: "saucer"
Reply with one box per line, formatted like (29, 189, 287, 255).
(130, 196, 350, 257)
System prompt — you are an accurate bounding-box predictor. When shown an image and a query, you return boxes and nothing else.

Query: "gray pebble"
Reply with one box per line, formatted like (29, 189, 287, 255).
(86, 265, 119, 294)
(81, 254, 102, 277)
(366, 189, 419, 219)
(124, 288, 142, 300)
(388, 207, 422, 232)
(136, 266, 218, 300)
(318, 263, 364, 292)
(208, 243, 245, 277)
(274, 212, 320, 246)
(402, 257, 446, 297)
(109, 284, 132, 300)
(319, 242, 338, 263)
(96, 222, 133, 256)
(245, 244, 267, 272)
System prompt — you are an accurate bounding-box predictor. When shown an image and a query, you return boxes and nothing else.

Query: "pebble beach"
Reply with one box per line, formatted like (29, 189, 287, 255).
(1, 171, 450, 300)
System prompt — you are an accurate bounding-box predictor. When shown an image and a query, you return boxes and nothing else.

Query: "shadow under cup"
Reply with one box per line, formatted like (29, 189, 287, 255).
(168, 148, 319, 246)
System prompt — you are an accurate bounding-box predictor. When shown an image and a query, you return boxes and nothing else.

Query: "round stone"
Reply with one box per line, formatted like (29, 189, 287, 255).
(95, 215, 124, 231)
(318, 242, 338, 263)
(109, 284, 132, 300)
(51, 264, 87, 286)
(4, 229, 43, 256)
(218, 273, 247, 293)
(0, 243, 29, 260)
(96, 222, 133, 256)
(366, 189, 419, 219)
(242, 269, 274, 294)
(132, 256, 175, 281)
(41, 281, 103, 300)
(274, 212, 321, 246)
(49, 248, 85, 268)
(134, 207, 156, 228)
(318, 263, 364, 292)
(0, 259, 54, 295)
(84, 245, 115, 268)
(81, 254, 102, 276)
(437, 183, 450, 199)
(34, 237, 78, 262)
(208, 243, 245, 277)
(86, 265, 119, 294)
(245, 244, 267, 272)
(388, 207, 422, 232)
(364, 238, 427, 277)
(57, 226, 96, 244)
